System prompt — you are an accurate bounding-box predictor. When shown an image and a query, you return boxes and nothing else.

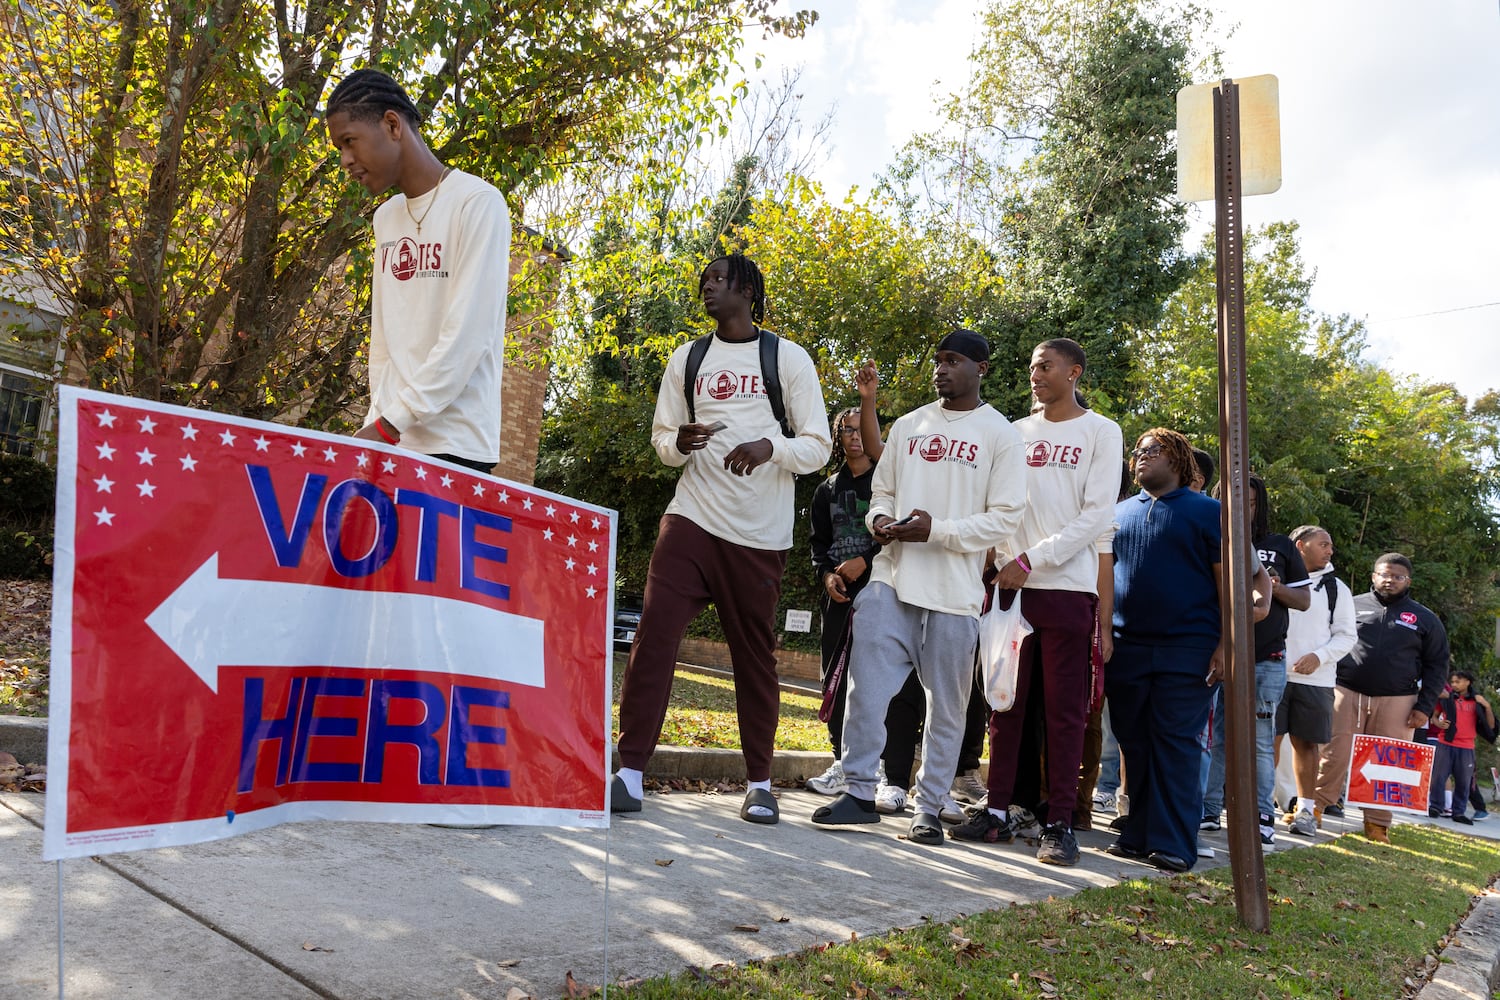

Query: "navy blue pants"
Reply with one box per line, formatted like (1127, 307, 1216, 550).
(1105, 639, 1216, 867)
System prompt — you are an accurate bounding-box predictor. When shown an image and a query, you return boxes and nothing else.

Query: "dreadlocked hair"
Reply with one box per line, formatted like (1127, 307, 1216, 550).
(326, 68, 423, 128)
(829, 406, 860, 468)
(1133, 427, 1195, 489)
(1246, 473, 1270, 543)
(699, 253, 767, 324)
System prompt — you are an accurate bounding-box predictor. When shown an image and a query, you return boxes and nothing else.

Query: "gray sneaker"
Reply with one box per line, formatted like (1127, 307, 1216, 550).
(1289, 808, 1318, 837)
(1009, 805, 1043, 839)
(950, 769, 988, 804)
(1036, 823, 1079, 866)
(806, 760, 847, 796)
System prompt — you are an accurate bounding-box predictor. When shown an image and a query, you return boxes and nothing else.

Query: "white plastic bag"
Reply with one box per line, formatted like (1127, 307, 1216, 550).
(979, 590, 1032, 711)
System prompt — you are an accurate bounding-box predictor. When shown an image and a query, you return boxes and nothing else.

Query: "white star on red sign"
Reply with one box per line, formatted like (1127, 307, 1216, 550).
(180, 454, 198, 471)
(564, 557, 577, 571)
(322, 446, 338, 462)
(381, 458, 396, 474)
(96, 442, 115, 460)
(254, 436, 270, 452)
(219, 429, 236, 446)
(138, 416, 156, 434)
(94, 508, 115, 525)
(545, 503, 557, 518)
(136, 480, 156, 497)
(586, 586, 598, 598)
(136, 447, 156, 466)
(440, 474, 453, 488)
(98, 411, 117, 428)
(181, 423, 199, 440)
(291, 441, 307, 458)
(94, 475, 114, 493)
(415, 467, 428, 480)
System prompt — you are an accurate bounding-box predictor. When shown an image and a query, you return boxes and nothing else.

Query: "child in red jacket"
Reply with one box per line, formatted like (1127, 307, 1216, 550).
(1428, 670, 1497, 824)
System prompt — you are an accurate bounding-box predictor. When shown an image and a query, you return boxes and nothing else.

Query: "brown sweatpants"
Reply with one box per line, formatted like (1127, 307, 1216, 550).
(1316, 684, 1417, 829)
(616, 514, 788, 781)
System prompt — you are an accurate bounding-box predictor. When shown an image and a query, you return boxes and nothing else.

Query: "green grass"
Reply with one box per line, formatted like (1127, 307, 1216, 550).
(610, 824, 1500, 999)
(610, 657, 832, 754)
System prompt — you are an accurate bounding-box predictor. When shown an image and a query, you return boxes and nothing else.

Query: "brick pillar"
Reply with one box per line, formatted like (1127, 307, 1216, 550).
(493, 246, 562, 485)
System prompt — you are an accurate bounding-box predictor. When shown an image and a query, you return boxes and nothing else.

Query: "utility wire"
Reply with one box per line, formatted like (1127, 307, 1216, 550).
(1371, 300, 1500, 323)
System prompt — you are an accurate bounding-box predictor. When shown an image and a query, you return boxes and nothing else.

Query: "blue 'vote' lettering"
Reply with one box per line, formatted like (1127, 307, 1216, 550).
(246, 465, 510, 598)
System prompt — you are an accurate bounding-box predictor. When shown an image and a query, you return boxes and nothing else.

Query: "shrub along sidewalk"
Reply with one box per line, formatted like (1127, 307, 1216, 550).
(609, 824, 1499, 999)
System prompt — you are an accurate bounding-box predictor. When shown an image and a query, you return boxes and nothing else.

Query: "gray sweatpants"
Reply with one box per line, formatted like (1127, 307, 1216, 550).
(839, 582, 980, 818)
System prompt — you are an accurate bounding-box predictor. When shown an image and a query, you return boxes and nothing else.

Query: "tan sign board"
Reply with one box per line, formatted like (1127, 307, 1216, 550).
(1177, 74, 1282, 203)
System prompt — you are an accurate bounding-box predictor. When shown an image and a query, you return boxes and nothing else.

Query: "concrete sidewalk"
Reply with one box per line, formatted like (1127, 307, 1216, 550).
(5, 787, 1496, 1000)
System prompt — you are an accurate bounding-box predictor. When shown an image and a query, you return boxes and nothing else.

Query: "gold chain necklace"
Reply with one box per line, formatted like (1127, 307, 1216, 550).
(404, 166, 451, 235)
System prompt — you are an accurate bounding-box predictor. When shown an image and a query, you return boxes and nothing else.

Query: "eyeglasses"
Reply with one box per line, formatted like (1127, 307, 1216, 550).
(838, 427, 861, 437)
(1131, 444, 1164, 460)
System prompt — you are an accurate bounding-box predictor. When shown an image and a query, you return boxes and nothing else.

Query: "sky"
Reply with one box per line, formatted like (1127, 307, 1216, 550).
(741, 1, 1500, 401)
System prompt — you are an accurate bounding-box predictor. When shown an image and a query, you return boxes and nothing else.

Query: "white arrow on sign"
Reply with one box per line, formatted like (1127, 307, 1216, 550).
(146, 554, 546, 693)
(1360, 759, 1421, 786)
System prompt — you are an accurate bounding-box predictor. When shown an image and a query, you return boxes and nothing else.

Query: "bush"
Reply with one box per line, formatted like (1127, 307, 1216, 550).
(0, 453, 55, 579)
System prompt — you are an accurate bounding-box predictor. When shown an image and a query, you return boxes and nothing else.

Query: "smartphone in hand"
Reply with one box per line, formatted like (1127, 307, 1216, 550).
(706, 420, 727, 433)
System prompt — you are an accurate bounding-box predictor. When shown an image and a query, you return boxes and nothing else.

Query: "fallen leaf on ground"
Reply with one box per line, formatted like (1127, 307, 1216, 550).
(301, 942, 333, 952)
(564, 971, 588, 998)
(505, 989, 531, 1000)
(654, 859, 673, 867)
(496, 958, 521, 968)
(733, 924, 760, 933)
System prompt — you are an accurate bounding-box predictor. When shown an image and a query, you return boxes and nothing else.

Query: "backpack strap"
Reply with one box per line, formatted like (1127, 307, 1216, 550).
(682, 334, 714, 425)
(683, 328, 794, 437)
(1319, 574, 1339, 625)
(758, 328, 794, 438)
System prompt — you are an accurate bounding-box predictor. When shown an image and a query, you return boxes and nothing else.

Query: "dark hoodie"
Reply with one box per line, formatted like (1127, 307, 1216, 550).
(1335, 588, 1450, 716)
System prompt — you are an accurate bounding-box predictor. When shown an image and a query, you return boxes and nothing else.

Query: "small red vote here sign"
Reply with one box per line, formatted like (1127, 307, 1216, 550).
(44, 387, 616, 860)
(1344, 734, 1434, 817)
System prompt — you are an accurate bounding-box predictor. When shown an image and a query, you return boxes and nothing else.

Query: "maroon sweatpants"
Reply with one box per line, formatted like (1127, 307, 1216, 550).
(616, 514, 788, 781)
(986, 588, 1095, 827)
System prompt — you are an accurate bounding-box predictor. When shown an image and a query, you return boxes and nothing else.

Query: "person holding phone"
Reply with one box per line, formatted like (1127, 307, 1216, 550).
(811, 330, 1026, 847)
(611, 253, 830, 825)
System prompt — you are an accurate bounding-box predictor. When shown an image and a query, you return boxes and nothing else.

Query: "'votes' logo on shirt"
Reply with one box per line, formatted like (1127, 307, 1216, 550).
(382, 238, 447, 281)
(911, 433, 979, 467)
(698, 370, 767, 402)
(1397, 611, 1419, 630)
(1026, 440, 1083, 469)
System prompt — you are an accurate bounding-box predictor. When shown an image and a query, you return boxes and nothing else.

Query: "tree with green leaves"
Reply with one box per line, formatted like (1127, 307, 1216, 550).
(1132, 222, 1500, 661)
(888, 0, 1209, 417)
(0, 0, 814, 426)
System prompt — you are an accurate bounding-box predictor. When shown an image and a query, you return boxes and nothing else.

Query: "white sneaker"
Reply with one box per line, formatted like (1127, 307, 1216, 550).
(950, 770, 988, 804)
(1115, 791, 1129, 817)
(875, 781, 908, 814)
(806, 760, 847, 796)
(1008, 805, 1042, 839)
(1196, 844, 1215, 859)
(939, 794, 966, 824)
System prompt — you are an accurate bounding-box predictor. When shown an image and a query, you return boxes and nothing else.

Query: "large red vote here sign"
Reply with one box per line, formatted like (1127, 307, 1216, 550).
(44, 387, 615, 860)
(1344, 734, 1434, 817)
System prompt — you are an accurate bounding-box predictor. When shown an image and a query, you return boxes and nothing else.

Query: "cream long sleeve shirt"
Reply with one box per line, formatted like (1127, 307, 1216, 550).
(998, 409, 1124, 595)
(866, 400, 1026, 618)
(651, 332, 830, 551)
(368, 170, 510, 462)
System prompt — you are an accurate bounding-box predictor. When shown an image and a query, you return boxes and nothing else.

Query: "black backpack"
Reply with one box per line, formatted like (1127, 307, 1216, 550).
(682, 328, 794, 438)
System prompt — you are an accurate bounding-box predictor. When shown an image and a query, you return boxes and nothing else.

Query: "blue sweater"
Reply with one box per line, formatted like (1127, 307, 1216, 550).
(1113, 487, 1222, 649)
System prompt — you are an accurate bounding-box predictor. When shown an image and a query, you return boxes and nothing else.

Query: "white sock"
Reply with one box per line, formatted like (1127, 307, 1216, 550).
(989, 807, 1006, 821)
(615, 768, 643, 800)
(746, 779, 774, 817)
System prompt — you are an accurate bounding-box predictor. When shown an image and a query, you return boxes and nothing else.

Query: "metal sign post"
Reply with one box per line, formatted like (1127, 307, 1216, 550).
(1178, 74, 1281, 932)
(1212, 77, 1268, 933)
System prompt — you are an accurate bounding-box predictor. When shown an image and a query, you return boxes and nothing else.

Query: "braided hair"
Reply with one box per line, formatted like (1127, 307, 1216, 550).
(1131, 427, 1196, 489)
(326, 68, 423, 128)
(698, 253, 767, 324)
(829, 406, 860, 468)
